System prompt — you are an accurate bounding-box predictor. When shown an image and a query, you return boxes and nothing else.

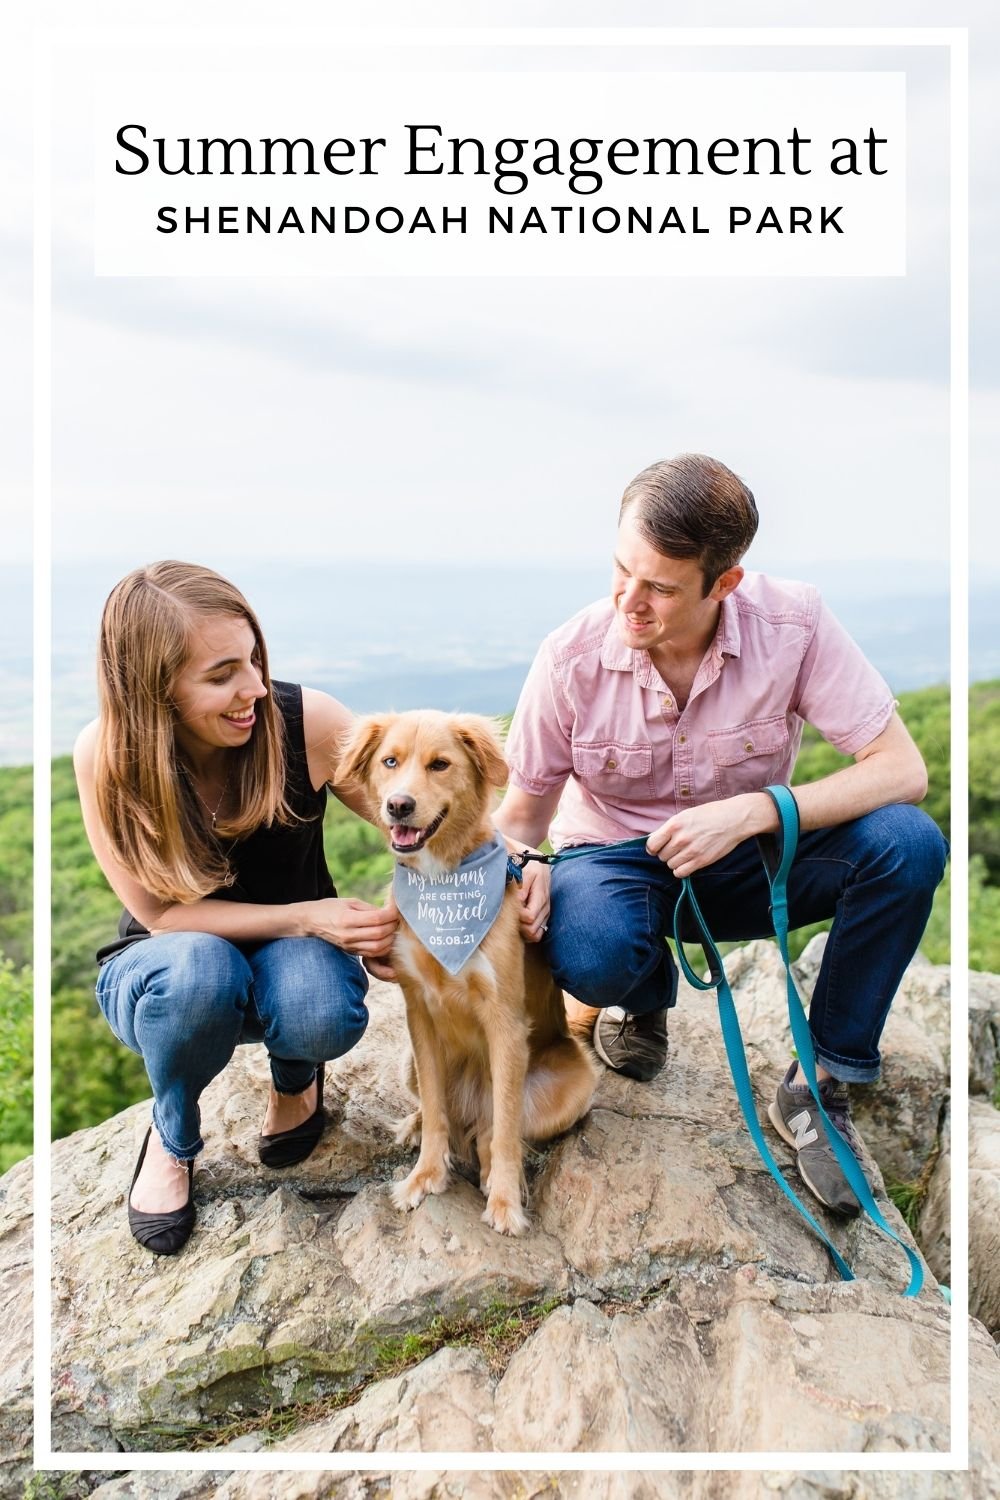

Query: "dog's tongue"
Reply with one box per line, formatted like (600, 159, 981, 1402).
(391, 825, 424, 849)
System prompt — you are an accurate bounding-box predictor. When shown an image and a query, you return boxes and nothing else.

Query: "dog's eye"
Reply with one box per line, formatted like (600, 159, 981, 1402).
(428, 758, 450, 772)
(382, 756, 398, 768)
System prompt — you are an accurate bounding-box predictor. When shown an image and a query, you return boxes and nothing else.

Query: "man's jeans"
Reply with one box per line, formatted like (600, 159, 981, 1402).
(96, 934, 370, 1160)
(542, 803, 948, 1084)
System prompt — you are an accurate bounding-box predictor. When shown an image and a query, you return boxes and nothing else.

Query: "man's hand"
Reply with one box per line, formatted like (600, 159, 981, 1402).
(493, 784, 561, 942)
(513, 859, 551, 943)
(646, 793, 777, 878)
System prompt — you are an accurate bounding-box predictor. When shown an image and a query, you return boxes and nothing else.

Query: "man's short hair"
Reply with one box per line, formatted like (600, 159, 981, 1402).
(619, 454, 759, 595)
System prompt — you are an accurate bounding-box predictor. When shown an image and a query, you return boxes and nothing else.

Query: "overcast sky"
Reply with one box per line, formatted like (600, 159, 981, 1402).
(2, 2, 998, 592)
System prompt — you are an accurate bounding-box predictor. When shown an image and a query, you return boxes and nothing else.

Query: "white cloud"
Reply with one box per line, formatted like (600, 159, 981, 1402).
(4, 7, 995, 585)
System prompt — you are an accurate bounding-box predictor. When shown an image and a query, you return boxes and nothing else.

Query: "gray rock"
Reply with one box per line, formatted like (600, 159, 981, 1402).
(970, 1098, 1000, 1335)
(494, 1298, 709, 1451)
(916, 1101, 951, 1287)
(80, 1472, 988, 1500)
(971, 1315, 1000, 1495)
(701, 1476, 970, 1500)
(274, 1346, 494, 1452)
(0, 956, 982, 1468)
(87, 1477, 228, 1500)
(969, 971, 1000, 1097)
(0, 1157, 32, 1498)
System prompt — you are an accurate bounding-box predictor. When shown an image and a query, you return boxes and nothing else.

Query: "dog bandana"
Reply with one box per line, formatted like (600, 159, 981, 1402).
(393, 832, 511, 975)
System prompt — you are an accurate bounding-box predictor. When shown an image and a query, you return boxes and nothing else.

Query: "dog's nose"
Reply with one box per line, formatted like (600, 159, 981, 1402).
(386, 794, 416, 821)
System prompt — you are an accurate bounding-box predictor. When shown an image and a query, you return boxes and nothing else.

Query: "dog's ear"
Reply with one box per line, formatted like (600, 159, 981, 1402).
(336, 715, 391, 788)
(453, 715, 509, 790)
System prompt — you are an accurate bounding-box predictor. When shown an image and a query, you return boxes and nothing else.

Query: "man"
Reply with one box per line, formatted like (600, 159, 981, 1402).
(495, 454, 947, 1218)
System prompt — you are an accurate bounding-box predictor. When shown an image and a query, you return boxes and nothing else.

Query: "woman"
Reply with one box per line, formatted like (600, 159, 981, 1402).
(74, 561, 398, 1255)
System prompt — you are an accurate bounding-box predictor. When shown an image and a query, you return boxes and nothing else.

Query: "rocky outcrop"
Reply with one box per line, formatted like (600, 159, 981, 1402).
(960, 970, 1000, 1337)
(30, 1445, 1000, 1500)
(969, 1098, 1000, 1335)
(916, 1101, 951, 1287)
(5, 944, 998, 1491)
(969, 971, 1000, 1097)
(0, 1155, 31, 1490)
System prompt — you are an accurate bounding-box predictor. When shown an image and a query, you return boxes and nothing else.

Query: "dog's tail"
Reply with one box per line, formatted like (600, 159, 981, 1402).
(523, 1035, 598, 1143)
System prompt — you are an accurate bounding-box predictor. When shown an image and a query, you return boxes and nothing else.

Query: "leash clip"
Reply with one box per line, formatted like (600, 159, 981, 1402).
(508, 848, 553, 869)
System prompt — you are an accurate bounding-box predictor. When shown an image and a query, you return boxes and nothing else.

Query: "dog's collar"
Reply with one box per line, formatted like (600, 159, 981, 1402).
(393, 832, 511, 975)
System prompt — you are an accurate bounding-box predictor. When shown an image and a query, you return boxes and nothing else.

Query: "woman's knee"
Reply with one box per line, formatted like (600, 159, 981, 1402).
(136, 933, 251, 1034)
(258, 940, 370, 1060)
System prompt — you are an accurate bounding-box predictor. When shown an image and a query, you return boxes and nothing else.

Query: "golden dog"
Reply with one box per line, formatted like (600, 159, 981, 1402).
(338, 710, 596, 1235)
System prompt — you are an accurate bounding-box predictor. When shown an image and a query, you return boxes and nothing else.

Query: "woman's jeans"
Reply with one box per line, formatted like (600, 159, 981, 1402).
(96, 934, 370, 1160)
(542, 803, 948, 1084)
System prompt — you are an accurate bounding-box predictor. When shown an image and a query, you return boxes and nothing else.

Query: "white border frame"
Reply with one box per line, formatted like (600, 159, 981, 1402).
(32, 23, 970, 1476)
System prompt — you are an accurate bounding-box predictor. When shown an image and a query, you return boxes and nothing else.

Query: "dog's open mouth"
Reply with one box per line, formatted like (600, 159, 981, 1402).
(389, 809, 448, 854)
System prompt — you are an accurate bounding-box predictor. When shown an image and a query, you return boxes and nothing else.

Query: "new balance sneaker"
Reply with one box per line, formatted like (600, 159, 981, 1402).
(767, 1062, 865, 1218)
(592, 1006, 669, 1081)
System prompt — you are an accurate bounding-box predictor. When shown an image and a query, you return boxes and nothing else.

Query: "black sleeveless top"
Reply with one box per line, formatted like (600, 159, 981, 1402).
(96, 682, 336, 965)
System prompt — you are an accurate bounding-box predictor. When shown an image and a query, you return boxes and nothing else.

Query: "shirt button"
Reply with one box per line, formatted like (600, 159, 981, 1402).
(662, 696, 672, 709)
(606, 758, 617, 769)
(744, 741, 754, 752)
(678, 734, 686, 744)
(680, 785, 690, 796)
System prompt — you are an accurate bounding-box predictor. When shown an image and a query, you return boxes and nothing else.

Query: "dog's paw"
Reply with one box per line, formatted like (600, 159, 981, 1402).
(482, 1191, 529, 1237)
(395, 1110, 422, 1148)
(392, 1157, 451, 1211)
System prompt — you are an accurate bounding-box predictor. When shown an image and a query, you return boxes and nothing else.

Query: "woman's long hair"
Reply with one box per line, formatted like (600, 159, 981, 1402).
(94, 561, 293, 904)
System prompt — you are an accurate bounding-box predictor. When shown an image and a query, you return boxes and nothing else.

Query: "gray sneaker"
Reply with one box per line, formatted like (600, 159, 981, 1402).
(592, 1007, 669, 1081)
(767, 1063, 864, 1218)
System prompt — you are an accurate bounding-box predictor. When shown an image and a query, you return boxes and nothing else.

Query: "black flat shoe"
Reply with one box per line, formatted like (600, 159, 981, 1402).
(257, 1064, 326, 1168)
(127, 1126, 196, 1256)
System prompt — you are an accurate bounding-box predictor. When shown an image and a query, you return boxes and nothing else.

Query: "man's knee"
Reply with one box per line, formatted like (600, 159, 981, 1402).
(857, 804, 948, 894)
(546, 923, 666, 1008)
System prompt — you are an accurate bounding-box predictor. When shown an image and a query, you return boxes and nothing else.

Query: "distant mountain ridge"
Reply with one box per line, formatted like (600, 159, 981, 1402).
(1, 560, 994, 765)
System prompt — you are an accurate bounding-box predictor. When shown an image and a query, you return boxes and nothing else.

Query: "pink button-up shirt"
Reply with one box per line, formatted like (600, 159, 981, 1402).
(505, 573, 896, 849)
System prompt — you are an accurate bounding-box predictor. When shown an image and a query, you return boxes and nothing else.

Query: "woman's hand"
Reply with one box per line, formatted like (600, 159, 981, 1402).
(514, 859, 551, 943)
(363, 953, 399, 982)
(362, 890, 399, 981)
(300, 896, 398, 956)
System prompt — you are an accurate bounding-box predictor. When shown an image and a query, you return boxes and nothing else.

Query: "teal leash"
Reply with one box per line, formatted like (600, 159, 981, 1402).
(672, 784, 923, 1298)
(513, 790, 924, 1297)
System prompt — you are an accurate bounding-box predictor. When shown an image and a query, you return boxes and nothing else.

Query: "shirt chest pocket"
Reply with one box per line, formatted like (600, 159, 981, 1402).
(571, 740, 655, 801)
(709, 717, 790, 798)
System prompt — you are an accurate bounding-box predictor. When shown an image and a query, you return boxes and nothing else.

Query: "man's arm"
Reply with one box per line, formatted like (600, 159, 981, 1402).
(494, 783, 564, 852)
(493, 784, 564, 942)
(647, 711, 928, 879)
(789, 711, 927, 827)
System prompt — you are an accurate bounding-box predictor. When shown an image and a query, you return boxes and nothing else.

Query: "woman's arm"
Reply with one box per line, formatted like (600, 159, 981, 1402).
(300, 687, 381, 821)
(73, 718, 396, 955)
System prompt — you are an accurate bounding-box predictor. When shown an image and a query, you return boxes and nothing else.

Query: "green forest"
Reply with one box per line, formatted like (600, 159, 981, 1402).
(0, 765, 31, 1171)
(0, 680, 997, 1170)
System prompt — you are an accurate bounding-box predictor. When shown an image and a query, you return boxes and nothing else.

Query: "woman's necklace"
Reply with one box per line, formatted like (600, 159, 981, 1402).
(190, 772, 231, 830)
